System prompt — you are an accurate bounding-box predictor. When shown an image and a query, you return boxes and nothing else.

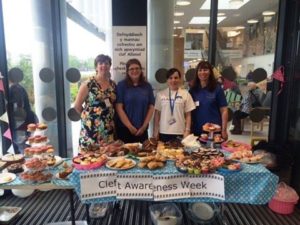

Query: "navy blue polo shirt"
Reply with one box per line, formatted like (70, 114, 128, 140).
(116, 80, 155, 128)
(190, 85, 227, 135)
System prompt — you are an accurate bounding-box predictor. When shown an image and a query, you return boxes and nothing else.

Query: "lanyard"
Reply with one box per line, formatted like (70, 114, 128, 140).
(169, 88, 178, 116)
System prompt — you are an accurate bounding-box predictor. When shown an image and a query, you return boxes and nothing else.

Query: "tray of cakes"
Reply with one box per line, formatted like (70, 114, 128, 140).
(72, 153, 107, 170)
(27, 123, 48, 136)
(199, 133, 224, 144)
(20, 158, 52, 184)
(106, 157, 136, 170)
(95, 140, 128, 158)
(157, 140, 186, 160)
(137, 154, 167, 170)
(175, 148, 225, 175)
(217, 159, 242, 173)
(125, 139, 158, 158)
(24, 145, 54, 157)
(56, 161, 73, 179)
(1, 154, 25, 166)
(228, 150, 264, 164)
(26, 135, 49, 147)
(6, 163, 24, 174)
(221, 140, 252, 152)
(202, 123, 221, 133)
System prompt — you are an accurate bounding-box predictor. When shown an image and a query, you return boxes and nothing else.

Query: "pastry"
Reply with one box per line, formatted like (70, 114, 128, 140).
(7, 163, 24, 173)
(27, 123, 36, 132)
(37, 123, 48, 130)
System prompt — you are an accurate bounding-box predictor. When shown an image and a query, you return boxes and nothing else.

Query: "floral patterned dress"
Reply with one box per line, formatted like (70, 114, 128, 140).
(79, 77, 116, 150)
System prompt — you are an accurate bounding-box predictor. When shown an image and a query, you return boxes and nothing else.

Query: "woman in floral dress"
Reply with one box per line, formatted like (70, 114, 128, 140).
(74, 54, 116, 151)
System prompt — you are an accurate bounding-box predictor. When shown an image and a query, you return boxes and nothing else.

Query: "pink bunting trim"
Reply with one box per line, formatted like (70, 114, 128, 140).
(3, 128, 12, 140)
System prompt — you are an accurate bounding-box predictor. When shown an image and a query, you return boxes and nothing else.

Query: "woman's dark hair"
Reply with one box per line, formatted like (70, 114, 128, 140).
(191, 61, 217, 92)
(166, 68, 181, 79)
(94, 54, 112, 68)
(125, 58, 146, 86)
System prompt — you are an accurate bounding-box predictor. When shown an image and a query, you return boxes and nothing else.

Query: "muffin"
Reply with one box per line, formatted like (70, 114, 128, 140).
(37, 123, 48, 131)
(27, 123, 37, 132)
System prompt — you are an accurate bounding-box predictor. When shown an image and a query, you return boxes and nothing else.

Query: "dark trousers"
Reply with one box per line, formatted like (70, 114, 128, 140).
(117, 126, 148, 143)
(159, 133, 183, 142)
(232, 110, 249, 130)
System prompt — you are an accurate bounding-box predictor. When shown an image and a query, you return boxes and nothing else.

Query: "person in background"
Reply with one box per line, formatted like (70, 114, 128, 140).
(230, 82, 265, 134)
(8, 75, 38, 153)
(74, 54, 116, 151)
(189, 61, 228, 140)
(116, 58, 155, 143)
(153, 68, 195, 142)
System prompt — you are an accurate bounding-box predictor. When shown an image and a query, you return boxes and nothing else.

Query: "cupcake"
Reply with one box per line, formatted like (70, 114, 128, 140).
(27, 123, 37, 132)
(37, 123, 48, 131)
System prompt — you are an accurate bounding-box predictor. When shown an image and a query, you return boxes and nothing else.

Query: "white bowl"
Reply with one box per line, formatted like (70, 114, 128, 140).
(191, 203, 214, 220)
(11, 189, 34, 198)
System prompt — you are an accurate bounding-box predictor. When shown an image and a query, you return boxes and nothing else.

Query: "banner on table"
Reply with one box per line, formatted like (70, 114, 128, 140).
(188, 174, 225, 200)
(153, 174, 190, 201)
(80, 171, 117, 200)
(116, 174, 153, 199)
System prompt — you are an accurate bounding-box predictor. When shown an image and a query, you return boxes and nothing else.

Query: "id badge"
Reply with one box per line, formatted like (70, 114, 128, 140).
(104, 98, 111, 107)
(195, 101, 200, 107)
(168, 118, 176, 125)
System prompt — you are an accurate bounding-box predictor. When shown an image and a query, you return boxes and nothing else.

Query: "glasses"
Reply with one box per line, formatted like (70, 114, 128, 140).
(128, 67, 141, 72)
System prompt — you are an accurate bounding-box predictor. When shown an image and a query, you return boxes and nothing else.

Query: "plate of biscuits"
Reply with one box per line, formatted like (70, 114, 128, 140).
(106, 158, 136, 170)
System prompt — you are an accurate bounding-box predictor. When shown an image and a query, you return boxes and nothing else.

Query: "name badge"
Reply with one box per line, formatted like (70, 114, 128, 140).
(168, 118, 176, 125)
(195, 101, 200, 107)
(104, 98, 111, 107)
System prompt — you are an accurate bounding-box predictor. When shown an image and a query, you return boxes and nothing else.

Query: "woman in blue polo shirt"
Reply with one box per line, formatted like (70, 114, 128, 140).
(190, 61, 228, 140)
(116, 58, 155, 143)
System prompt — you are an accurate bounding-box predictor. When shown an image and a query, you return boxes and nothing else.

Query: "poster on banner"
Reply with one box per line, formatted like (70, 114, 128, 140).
(153, 174, 190, 201)
(188, 174, 225, 200)
(116, 174, 153, 199)
(112, 26, 147, 83)
(80, 171, 117, 200)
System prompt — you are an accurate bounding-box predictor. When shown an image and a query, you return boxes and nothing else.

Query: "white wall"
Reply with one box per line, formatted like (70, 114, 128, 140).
(240, 54, 274, 78)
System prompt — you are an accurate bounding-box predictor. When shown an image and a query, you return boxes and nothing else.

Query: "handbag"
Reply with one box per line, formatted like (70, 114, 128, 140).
(250, 90, 261, 108)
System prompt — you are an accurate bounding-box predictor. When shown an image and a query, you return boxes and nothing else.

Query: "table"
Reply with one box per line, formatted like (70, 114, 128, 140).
(0, 168, 76, 225)
(70, 160, 279, 205)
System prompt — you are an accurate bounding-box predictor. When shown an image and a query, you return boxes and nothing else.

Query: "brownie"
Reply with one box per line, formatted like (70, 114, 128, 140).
(7, 163, 24, 173)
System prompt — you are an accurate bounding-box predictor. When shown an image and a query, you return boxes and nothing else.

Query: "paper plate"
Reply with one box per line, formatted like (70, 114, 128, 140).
(0, 173, 16, 184)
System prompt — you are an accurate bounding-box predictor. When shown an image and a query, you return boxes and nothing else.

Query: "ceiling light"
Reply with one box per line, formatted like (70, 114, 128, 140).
(227, 30, 241, 37)
(229, 0, 244, 7)
(218, 13, 226, 16)
(200, 0, 249, 10)
(247, 19, 259, 24)
(176, 0, 191, 6)
(262, 11, 276, 16)
(174, 12, 184, 16)
(189, 16, 226, 25)
(176, 26, 183, 29)
(173, 34, 178, 37)
(174, 20, 180, 24)
(235, 26, 245, 29)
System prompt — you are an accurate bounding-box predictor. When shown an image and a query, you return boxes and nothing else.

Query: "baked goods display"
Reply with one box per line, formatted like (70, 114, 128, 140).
(138, 155, 167, 170)
(199, 134, 224, 143)
(202, 123, 221, 132)
(72, 153, 107, 170)
(24, 145, 54, 157)
(106, 158, 136, 170)
(6, 163, 24, 173)
(157, 141, 185, 160)
(218, 160, 242, 173)
(228, 150, 264, 163)
(57, 162, 73, 179)
(175, 148, 225, 174)
(221, 140, 252, 152)
(1, 154, 25, 164)
(97, 141, 126, 157)
(24, 158, 47, 171)
(20, 158, 52, 183)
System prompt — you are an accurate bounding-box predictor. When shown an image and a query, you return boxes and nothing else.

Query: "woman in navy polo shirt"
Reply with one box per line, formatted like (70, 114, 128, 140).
(189, 61, 228, 140)
(116, 58, 155, 143)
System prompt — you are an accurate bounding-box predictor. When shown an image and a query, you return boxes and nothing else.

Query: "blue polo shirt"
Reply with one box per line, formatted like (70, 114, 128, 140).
(116, 80, 155, 128)
(190, 85, 227, 135)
